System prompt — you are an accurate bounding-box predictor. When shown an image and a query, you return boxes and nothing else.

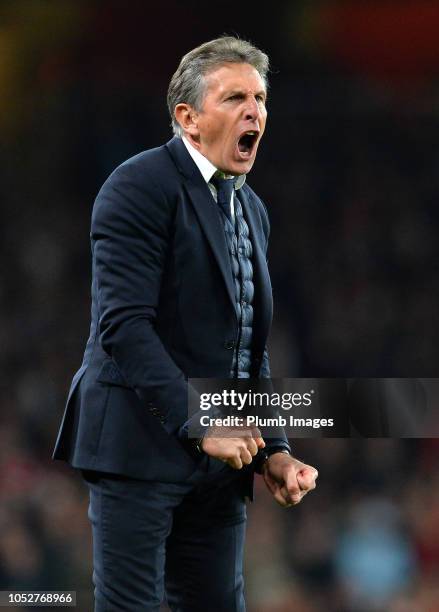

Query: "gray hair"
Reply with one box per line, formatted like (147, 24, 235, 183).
(167, 36, 269, 136)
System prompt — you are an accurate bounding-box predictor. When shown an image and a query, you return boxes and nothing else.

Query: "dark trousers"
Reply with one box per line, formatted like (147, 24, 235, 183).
(83, 468, 249, 612)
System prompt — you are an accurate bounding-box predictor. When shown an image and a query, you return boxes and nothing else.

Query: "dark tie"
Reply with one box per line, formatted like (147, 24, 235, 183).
(211, 176, 235, 222)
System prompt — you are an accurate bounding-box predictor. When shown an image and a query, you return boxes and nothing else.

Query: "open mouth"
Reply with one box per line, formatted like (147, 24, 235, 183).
(237, 131, 258, 156)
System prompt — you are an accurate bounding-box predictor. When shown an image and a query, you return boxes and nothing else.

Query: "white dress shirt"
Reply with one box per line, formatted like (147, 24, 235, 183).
(182, 136, 246, 221)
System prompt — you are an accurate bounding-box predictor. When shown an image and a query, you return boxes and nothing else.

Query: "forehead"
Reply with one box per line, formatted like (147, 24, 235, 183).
(204, 63, 266, 96)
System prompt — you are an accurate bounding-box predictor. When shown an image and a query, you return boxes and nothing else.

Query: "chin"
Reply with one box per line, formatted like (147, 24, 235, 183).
(238, 162, 254, 175)
(226, 160, 254, 176)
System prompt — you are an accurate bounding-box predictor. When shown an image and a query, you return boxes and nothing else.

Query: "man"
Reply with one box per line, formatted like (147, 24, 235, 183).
(53, 36, 318, 611)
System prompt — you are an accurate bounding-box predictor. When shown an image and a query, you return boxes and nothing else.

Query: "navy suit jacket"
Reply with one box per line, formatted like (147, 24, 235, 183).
(53, 136, 289, 483)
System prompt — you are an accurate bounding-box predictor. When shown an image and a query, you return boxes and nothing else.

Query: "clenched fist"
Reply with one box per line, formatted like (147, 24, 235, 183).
(201, 424, 265, 469)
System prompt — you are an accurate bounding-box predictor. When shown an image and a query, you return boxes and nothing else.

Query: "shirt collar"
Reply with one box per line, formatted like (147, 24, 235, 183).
(182, 136, 246, 190)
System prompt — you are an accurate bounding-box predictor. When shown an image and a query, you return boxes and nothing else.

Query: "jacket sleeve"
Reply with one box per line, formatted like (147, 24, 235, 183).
(91, 162, 197, 436)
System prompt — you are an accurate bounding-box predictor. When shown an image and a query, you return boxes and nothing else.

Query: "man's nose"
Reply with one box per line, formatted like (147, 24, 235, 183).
(243, 96, 261, 121)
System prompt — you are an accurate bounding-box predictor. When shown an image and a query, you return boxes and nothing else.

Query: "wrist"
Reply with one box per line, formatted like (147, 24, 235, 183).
(256, 446, 290, 473)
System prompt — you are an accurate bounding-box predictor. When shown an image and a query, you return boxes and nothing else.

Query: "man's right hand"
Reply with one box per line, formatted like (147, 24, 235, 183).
(200, 425, 265, 469)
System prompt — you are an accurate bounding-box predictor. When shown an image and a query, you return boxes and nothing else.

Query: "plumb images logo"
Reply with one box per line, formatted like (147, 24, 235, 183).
(190, 378, 439, 438)
(197, 388, 335, 431)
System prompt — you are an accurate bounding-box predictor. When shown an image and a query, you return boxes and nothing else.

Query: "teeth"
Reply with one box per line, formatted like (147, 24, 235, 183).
(246, 131, 256, 136)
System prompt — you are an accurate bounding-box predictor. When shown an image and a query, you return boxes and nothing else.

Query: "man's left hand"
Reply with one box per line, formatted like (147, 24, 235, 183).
(262, 453, 318, 507)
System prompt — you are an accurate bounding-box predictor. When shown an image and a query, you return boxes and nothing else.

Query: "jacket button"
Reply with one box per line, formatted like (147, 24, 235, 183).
(224, 340, 235, 350)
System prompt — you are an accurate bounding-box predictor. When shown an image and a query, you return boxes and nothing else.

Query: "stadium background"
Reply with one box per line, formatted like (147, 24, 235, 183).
(1, 1, 438, 610)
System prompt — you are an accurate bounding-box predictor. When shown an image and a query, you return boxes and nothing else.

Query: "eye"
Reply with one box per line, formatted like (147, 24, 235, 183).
(227, 94, 244, 101)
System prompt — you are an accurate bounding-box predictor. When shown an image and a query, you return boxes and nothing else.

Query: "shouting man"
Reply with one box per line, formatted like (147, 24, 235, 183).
(53, 36, 318, 612)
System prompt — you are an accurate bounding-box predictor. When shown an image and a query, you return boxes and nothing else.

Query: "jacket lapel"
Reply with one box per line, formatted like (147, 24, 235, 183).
(166, 137, 237, 317)
(185, 180, 237, 313)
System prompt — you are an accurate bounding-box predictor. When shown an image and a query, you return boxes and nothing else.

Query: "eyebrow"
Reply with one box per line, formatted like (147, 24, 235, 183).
(224, 89, 267, 99)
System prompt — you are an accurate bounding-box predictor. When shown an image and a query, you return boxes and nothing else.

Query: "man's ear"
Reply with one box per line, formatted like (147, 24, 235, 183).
(174, 104, 200, 141)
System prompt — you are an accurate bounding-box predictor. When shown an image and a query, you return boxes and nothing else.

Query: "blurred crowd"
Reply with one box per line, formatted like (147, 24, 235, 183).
(1, 1, 439, 610)
(245, 439, 439, 612)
